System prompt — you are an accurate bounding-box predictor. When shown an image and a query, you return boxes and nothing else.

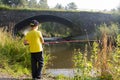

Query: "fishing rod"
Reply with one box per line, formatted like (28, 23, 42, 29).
(44, 40, 99, 44)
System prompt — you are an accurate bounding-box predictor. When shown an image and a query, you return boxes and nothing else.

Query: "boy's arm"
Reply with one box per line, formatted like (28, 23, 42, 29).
(40, 34, 44, 44)
(41, 36, 44, 44)
(24, 35, 29, 45)
(39, 31, 44, 44)
(24, 40, 29, 45)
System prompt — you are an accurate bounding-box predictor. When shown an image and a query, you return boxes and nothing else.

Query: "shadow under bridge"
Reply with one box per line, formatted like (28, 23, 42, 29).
(13, 15, 78, 37)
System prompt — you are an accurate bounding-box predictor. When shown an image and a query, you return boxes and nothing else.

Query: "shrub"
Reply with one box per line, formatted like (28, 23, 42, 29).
(73, 23, 120, 80)
(0, 30, 52, 78)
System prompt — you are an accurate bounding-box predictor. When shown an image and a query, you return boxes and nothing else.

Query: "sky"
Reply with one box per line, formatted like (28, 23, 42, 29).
(46, 0, 120, 11)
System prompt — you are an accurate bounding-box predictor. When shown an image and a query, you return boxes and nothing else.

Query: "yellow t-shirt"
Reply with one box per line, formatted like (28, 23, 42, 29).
(25, 30, 43, 53)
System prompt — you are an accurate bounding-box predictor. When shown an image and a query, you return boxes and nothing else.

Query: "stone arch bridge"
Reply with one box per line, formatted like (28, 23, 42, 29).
(0, 9, 119, 39)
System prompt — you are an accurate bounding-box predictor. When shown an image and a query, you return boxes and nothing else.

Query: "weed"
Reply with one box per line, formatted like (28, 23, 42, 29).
(72, 23, 120, 80)
(0, 30, 52, 78)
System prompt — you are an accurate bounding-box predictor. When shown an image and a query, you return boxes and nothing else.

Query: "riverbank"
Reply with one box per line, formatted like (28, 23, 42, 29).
(0, 72, 55, 80)
(0, 69, 76, 80)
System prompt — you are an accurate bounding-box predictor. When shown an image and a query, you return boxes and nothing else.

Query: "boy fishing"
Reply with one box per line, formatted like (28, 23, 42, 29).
(24, 20, 44, 80)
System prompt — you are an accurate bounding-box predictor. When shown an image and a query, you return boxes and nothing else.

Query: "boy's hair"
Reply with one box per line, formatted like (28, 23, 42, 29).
(30, 20, 39, 27)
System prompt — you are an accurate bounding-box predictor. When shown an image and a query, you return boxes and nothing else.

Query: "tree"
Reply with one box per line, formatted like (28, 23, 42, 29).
(54, 3, 64, 9)
(19, 0, 29, 7)
(28, 0, 37, 8)
(66, 2, 77, 10)
(38, 0, 49, 9)
(117, 6, 120, 12)
(1, 0, 14, 5)
(0, 0, 2, 4)
(1, 0, 29, 7)
(117, 2, 120, 12)
(111, 9, 116, 12)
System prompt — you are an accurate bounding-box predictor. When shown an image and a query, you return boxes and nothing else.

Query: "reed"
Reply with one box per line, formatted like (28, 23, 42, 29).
(72, 23, 120, 80)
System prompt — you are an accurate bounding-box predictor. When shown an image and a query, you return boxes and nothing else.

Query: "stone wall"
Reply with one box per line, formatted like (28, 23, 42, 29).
(0, 9, 119, 35)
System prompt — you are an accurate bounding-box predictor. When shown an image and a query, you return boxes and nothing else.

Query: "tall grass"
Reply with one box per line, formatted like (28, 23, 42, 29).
(108, 35, 120, 80)
(72, 23, 120, 80)
(73, 47, 93, 80)
(0, 30, 51, 78)
(0, 30, 30, 77)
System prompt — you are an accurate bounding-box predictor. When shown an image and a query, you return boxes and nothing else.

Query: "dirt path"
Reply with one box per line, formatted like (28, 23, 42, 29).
(0, 73, 55, 80)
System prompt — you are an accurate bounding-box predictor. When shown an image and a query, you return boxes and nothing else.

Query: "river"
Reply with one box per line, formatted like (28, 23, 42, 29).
(44, 42, 87, 77)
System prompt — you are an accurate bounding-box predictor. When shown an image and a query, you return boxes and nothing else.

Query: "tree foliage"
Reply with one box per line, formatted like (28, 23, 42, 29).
(54, 3, 64, 9)
(28, 0, 37, 8)
(0, 0, 2, 4)
(0, 0, 28, 7)
(0, 0, 79, 11)
(38, 0, 49, 9)
(66, 2, 77, 10)
(117, 3, 120, 12)
(40, 22, 72, 37)
(0, 0, 49, 9)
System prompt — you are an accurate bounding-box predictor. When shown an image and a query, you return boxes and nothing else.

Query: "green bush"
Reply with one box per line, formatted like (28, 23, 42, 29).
(0, 30, 51, 78)
(73, 46, 93, 80)
(0, 30, 30, 77)
(72, 23, 120, 80)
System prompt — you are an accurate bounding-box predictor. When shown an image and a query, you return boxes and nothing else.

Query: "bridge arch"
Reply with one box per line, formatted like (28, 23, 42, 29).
(13, 15, 75, 35)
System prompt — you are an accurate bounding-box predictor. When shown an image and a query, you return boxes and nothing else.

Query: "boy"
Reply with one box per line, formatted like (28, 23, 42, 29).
(24, 20, 44, 79)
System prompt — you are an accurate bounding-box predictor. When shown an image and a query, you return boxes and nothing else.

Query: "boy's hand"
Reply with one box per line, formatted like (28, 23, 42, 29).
(24, 40, 29, 45)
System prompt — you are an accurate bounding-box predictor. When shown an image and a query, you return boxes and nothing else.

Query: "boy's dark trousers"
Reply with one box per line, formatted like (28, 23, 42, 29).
(31, 51, 44, 79)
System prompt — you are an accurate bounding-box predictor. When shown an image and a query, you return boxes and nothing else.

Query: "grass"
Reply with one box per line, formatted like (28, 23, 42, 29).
(71, 23, 120, 80)
(0, 30, 30, 77)
(0, 29, 52, 78)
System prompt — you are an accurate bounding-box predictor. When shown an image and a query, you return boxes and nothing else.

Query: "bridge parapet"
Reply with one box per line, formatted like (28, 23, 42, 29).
(0, 9, 119, 36)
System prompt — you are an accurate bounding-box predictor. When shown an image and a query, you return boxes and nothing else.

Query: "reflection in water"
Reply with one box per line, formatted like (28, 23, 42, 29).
(47, 69, 75, 77)
(44, 42, 85, 69)
(44, 42, 87, 76)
